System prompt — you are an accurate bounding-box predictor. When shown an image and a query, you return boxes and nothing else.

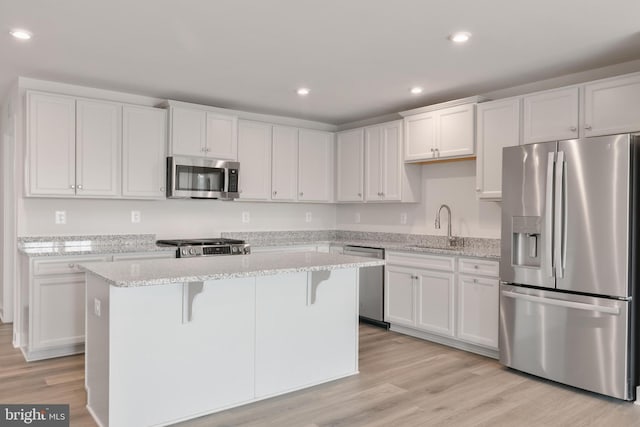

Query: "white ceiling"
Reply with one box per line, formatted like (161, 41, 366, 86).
(1, 0, 640, 125)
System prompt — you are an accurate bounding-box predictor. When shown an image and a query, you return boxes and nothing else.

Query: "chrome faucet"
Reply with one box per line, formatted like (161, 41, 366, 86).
(435, 204, 461, 247)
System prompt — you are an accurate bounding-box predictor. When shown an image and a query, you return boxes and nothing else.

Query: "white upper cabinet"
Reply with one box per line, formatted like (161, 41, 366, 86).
(298, 130, 333, 202)
(476, 98, 521, 200)
(237, 120, 272, 200)
(522, 87, 579, 144)
(365, 121, 403, 201)
(169, 105, 238, 160)
(75, 100, 122, 197)
(437, 104, 475, 158)
(27, 92, 76, 196)
(583, 73, 640, 137)
(206, 112, 238, 160)
(271, 125, 298, 201)
(336, 129, 364, 202)
(404, 103, 475, 162)
(122, 105, 167, 199)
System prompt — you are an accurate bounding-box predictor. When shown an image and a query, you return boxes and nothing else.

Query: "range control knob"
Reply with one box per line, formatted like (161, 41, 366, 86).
(232, 246, 238, 253)
(181, 249, 188, 256)
(189, 248, 196, 255)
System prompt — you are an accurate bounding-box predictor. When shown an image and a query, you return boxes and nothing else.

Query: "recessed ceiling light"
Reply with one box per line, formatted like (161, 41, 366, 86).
(449, 32, 471, 43)
(296, 88, 310, 96)
(410, 87, 424, 95)
(10, 29, 32, 40)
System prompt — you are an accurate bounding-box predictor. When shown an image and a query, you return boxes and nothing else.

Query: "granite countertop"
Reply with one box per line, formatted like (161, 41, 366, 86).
(79, 252, 385, 287)
(18, 234, 176, 257)
(221, 231, 501, 260)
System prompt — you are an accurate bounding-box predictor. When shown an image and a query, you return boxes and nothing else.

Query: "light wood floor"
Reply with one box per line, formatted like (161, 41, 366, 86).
(2, 321, 640, 427)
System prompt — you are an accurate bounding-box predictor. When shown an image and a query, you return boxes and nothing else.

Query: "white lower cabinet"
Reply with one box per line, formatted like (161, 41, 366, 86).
(21, 251, 175, 361)
(385, 251, 499, 357)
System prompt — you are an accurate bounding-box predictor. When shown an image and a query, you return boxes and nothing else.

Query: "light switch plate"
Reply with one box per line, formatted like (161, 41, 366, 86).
(131, 210, 141, 223)
(305, 212, 312, 222)
(355, 212, 361, 223)
(242, 211, 250, 223)
(94, 298, 101, 317)
(400, 212, 407, 225)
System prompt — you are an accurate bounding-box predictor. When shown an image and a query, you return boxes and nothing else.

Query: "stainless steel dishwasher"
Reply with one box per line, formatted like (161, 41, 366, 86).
(343, 245, 388, 329)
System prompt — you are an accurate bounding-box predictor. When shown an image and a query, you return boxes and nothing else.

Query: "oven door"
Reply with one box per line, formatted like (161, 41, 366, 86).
(167, 156, 239, 199)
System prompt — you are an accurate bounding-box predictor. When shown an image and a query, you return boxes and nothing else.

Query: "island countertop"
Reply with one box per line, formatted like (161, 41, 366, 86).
(79, 251, 385, 287)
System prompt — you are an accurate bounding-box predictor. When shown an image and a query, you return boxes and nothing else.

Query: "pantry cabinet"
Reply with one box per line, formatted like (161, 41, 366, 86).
(237, 120, 272, 200)
(475, 98, 521, 200)
(404, 103, 475, 162)
(122, 105, 167, 199)
(522, 87, 579, 144)
(168, 105, 238, 160)
(336, 128, 364, 202)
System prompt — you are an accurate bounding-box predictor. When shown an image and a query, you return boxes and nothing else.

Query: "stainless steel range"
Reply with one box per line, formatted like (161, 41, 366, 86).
(156, 238, 250, 258)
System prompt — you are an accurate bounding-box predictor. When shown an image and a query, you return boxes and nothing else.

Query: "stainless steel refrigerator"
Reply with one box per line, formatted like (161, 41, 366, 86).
(499, 134, 640, 401)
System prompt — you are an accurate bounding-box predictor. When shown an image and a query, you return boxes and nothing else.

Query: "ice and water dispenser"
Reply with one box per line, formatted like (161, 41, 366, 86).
(511, 216, 541, 268)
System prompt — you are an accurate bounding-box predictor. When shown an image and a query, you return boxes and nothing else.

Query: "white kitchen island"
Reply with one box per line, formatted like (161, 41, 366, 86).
(80, 252, 383, 427)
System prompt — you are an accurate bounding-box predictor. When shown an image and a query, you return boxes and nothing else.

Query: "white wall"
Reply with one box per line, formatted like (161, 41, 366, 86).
(336, 160, 501, 238)
(19, 198, 337, 239)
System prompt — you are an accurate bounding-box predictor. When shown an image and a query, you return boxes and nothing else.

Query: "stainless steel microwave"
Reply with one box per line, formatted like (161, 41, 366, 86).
(167, 156, 240, 200)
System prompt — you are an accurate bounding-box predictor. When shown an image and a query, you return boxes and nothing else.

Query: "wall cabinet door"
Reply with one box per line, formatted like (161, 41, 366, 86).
(584, 73, 640, 137)
(298, 130, 333, 202)
(380, 121, 402, 201)
(457, 275, 499, 349)
(170, 107, 207, 156)
(404, 112, 437, 161)
(206, 112, 238, 160)
(415, 269, 455, 337)
(364, 126, 383, 201)
(27, 92, 76, 196)
(31, 274, 86, 350)
(271, 125, 298, 201)
(437, 104, 475, 158)
(476, 98, 521, 200)
(238, 120, 272, 200)
(523, 87, 579, 144)
(122, 105, 167, 199)
(76, 99, 122, 197)
(384, 265, 416, 327)
(336, 129, 364, 202)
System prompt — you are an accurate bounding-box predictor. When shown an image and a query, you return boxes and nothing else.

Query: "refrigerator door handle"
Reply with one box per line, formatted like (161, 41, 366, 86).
(501, 290, 621, 315)
(554, 150, 565, 278)
(544, 152, 555, 277)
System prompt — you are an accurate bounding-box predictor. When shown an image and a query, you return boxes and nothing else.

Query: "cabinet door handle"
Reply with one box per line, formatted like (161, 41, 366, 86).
(77, 185, 83, 190)
(475, 187, 481, 192)
(570, 126, 577, 132)
(585, 125, 592, 130)
(70, 184, 75, 189)
(380, 192, 384, 197)
(68, 263, 75, 268)
(474, 265, 479, 269)
(272, 190, 277, 196)
(299, 192, 304, 197)
(160, 187, 165, 192)
(201, 147, 206, 152)
(435, 148, 440, 157)
(357, 193, 362, 197)
(473, 278, 478, 283)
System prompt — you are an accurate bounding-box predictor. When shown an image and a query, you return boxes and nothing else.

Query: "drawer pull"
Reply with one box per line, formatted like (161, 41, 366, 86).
(68, 263, 75, 268)
(474, 265, 479, 269)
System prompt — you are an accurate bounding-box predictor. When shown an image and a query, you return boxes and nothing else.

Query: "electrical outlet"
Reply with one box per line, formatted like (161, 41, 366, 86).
(305, 212, 312, 222)
(355, 212, 361, 223)
(400, 212, 407, 225)
(242, 211, 250, 223)
(55, 211, 66, 225)
(94, 298, 101, 317)
(131, 210, 141, 223)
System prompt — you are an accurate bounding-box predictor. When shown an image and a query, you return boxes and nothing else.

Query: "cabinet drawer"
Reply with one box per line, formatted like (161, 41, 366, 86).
(386, 252, 455, 272)
(33, 255, 111, 276)
(458, 258, 499, 277)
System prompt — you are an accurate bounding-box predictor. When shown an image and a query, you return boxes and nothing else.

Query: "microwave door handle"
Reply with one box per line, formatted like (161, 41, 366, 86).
(223, 167, 230, 193)
(544, 152, 555, 278)
(554, 150, 565, 278)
